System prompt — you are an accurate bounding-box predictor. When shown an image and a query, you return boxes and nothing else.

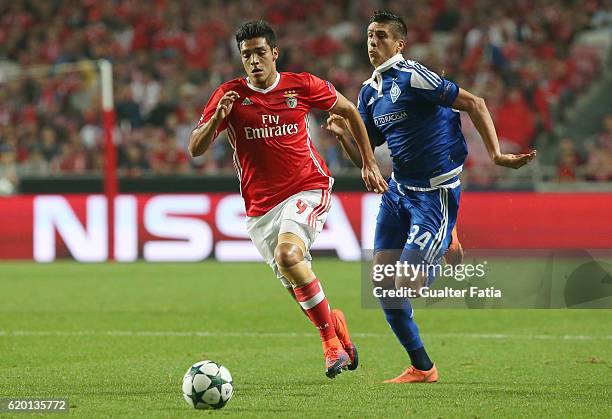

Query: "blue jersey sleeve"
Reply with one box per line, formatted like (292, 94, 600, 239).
(358, 89, 385, 147)
(400, 61, 459, 107)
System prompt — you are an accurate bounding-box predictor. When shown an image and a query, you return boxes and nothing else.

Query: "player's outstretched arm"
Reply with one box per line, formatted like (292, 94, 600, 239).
(323, 114, 366, 169)
(330, 92, 388, 193)
(188, 90, 239, 157)
(452, 88, 536, 169)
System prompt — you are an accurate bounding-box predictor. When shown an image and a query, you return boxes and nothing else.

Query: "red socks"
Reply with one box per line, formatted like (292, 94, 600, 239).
(293, 279, 337, 342)
(287, 286, 339, 330)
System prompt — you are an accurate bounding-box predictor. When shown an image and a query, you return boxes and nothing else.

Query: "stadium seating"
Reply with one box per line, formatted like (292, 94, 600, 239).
(0, 0, 609, 192)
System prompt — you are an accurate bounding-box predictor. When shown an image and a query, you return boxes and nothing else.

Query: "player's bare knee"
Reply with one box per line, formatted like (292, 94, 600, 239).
(274, 242, 304, 268)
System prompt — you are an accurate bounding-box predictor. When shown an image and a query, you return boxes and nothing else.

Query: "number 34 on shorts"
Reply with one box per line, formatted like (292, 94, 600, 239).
(406, 225, 432, 250)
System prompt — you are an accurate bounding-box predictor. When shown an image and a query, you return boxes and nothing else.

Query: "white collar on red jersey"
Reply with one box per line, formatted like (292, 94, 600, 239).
(363, 53, 405, 96)
(245, 72, 281, 94)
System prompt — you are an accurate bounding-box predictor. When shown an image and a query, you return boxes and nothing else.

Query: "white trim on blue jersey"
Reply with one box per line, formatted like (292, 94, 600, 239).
(363, 54, 446, 95)
(391, 163, 463, 190)
(393, 60, 442, 91)
(360, 55, 466, 188)
(430, 165, 463, 187)
(394, 66, 436, 90)
(363, 53, 405, 95)
(425, 188, 449, 264)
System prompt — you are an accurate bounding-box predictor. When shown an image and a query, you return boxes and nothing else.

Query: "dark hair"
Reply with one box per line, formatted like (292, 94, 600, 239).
(369, 10, 408, 40)
(235, 20, 277, 51)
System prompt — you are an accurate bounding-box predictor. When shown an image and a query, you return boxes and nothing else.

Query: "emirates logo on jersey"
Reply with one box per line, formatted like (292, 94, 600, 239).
(244, 114, 299, 140)
(283, 90, 298, 108)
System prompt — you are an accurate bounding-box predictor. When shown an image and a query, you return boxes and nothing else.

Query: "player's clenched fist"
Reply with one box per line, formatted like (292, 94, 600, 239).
(214, 91, 240, 120)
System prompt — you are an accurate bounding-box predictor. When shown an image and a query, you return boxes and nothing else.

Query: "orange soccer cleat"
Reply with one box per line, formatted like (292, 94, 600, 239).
(323, 337, 350, 378)
(383, 365, 439, 383)
(332, 309, 359, 370)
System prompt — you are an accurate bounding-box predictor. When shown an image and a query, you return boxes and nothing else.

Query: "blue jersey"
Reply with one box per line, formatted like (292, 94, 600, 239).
(358, 55, 467, 189)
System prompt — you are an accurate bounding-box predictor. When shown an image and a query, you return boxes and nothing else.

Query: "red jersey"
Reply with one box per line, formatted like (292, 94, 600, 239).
(197, 72, 337, 216)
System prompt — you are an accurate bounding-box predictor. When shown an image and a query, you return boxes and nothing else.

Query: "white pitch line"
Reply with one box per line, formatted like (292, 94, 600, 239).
(0, 330, 610, 341)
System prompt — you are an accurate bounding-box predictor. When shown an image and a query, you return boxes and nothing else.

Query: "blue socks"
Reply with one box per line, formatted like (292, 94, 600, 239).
(407, 347, 433, 371)
(380, 299, 433, 371)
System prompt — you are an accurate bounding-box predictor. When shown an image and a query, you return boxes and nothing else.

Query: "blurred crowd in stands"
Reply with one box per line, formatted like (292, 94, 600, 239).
(556, 113, 612, 182)
(0, 0, 610, 193)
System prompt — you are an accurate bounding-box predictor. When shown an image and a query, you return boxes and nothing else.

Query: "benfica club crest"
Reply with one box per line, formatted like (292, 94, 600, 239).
(283, 90, 298, 108)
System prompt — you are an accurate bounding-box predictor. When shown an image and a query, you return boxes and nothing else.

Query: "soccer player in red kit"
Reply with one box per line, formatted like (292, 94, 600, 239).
(188, 21, 388, 378)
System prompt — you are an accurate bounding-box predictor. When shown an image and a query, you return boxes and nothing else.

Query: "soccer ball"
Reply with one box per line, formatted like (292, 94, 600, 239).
(182, 360, 233, 409)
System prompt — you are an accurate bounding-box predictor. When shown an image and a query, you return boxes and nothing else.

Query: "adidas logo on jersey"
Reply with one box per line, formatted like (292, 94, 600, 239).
(242, 98, 253, 105)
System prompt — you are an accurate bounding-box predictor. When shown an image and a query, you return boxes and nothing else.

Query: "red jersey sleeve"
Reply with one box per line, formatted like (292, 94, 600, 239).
(304, 73, 338, 111)
(195, 86, 228, 139)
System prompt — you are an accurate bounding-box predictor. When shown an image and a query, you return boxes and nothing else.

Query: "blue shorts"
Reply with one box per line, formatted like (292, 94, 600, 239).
(374, 178, 461, 282)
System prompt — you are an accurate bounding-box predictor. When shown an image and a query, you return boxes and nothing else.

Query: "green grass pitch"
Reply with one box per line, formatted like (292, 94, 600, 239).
(0, 261, 610, 418)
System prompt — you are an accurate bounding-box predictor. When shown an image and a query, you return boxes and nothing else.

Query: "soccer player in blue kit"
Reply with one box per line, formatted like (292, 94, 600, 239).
(325, 11, 536, 383)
